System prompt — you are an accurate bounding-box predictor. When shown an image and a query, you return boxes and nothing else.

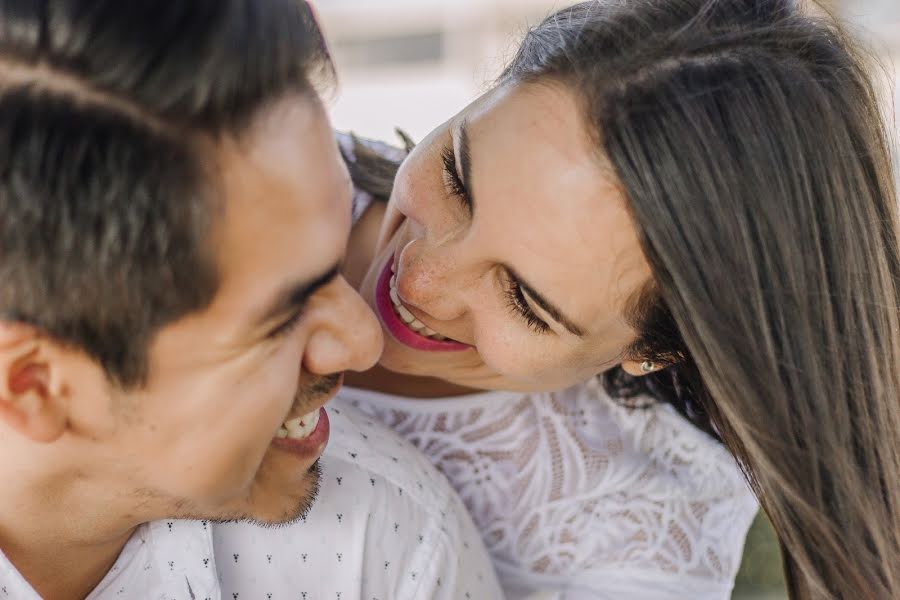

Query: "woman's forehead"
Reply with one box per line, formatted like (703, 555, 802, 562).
(468, 82, 593, 155)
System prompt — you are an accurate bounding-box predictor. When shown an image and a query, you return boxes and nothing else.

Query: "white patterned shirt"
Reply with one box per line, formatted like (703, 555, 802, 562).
(0, 404, 503, 600)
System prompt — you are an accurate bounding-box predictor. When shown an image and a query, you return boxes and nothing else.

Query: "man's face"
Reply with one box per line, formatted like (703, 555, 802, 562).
(73, 95, 383, 525)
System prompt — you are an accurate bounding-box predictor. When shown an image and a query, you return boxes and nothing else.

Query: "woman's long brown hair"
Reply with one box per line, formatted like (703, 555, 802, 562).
(347, 1, 900, 596)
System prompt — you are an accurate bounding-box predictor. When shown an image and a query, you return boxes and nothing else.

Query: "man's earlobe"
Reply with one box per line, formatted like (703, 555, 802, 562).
(0, 322, 68, 443)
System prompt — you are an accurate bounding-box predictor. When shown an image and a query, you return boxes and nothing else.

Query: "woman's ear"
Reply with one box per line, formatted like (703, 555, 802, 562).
(0, 321, 69, 443)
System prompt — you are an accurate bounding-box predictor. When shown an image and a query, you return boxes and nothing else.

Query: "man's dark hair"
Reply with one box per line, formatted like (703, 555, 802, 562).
(0, 0, 333, 386)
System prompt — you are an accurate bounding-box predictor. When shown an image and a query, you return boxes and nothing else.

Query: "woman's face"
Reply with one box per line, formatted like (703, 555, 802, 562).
(358, 82, 652, 392)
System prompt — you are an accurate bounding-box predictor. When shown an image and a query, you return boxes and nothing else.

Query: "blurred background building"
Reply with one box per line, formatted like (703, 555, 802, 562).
(317, 0, 566, 141)
(313, 1, 898, 599)
(317, 0, 898, 147)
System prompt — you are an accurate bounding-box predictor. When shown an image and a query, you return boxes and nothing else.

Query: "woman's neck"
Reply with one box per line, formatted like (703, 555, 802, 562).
(343, 364, 480, 398)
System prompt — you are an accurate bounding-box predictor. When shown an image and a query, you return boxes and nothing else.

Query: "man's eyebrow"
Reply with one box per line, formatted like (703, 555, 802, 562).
(254, 263, 342, 328)
(458, 119, 476, 211)
(507, 267, 587, 337)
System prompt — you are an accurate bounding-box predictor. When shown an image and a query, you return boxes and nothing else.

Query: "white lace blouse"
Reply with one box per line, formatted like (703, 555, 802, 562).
(335, 379, 758, 600)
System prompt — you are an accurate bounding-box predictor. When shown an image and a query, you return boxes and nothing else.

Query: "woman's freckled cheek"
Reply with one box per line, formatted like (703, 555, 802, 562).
(401, 252, 448, 294)
(475, 330, 533, 376)
(489, 330, 572, 380)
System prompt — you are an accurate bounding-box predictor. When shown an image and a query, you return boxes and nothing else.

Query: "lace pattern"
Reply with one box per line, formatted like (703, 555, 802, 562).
(337, 378, 758, 598)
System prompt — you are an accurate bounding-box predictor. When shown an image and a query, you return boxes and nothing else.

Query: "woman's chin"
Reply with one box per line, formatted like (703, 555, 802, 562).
(366, 343, 482, 396)
(377, 338, 438, 375)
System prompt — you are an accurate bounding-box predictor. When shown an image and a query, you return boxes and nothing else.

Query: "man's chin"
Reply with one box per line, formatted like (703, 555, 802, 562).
(196, 459, 323, 529)
(248, 459, 321, 528)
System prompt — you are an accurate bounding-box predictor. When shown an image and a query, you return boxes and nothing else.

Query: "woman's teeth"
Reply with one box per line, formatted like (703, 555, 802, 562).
(388, 273, 449, 341)
(276, 408, 320, 440)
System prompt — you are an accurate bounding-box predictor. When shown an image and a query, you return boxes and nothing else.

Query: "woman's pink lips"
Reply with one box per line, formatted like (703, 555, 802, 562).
(271, 407, 330, 460)
(375, 257, 470, 352)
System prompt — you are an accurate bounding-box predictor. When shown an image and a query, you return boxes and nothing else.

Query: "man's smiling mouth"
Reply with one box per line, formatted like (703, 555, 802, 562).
(276, 409, 321, 440)
(272, 373, 341, 447)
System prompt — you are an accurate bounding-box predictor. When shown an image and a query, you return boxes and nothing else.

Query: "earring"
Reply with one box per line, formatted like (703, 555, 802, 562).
(640, 360, 655, 374)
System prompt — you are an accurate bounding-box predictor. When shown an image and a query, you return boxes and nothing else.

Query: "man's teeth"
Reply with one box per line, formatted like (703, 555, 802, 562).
(388, 273, 448, 341)
(277, 409, 320, 440)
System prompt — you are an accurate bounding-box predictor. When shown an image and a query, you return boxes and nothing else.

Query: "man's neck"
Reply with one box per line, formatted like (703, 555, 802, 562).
(0, 446, 137, 600)
(0, 526, 133, 600)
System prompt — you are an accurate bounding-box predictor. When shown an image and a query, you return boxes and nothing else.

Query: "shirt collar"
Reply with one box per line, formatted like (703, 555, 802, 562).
(1, 520, 221, 600)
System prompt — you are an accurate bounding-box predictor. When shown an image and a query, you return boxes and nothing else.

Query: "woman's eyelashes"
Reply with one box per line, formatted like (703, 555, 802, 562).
(440, 145, 473, 212)
(504, 275, 551, 334)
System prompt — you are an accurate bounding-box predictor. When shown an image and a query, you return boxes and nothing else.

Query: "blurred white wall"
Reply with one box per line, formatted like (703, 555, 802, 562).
(315, 0, 564, 141)
(314, 0, 898, 163)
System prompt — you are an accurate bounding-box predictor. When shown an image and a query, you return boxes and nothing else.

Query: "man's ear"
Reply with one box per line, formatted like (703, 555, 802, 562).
(0, 321, 68, 443)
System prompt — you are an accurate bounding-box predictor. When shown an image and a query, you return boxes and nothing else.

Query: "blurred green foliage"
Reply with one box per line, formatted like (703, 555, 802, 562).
(732, 513, 788, 599)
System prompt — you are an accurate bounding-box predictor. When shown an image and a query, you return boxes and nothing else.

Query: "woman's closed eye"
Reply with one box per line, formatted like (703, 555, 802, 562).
(440, 144, 473, 213)
(504, 273, 551, 334)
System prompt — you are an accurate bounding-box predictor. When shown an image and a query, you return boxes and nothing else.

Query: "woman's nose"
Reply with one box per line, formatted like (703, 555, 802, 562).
(395, 238, 469, 322)
(303, 276, 384, 375)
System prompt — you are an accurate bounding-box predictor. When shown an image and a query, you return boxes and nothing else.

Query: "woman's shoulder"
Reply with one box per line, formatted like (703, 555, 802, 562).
(548, 379, 748, 491)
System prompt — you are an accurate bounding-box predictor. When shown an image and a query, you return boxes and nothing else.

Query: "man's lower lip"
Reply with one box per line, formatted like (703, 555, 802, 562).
(375, 256, 470, 353)
(271, 408, 330, 459)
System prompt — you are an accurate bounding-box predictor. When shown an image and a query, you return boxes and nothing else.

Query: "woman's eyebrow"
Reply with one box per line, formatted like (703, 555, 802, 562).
(506, 267, 587, 337)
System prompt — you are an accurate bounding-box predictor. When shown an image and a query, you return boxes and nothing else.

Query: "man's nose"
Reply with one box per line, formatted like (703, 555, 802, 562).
(303, 276, 384, 375)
